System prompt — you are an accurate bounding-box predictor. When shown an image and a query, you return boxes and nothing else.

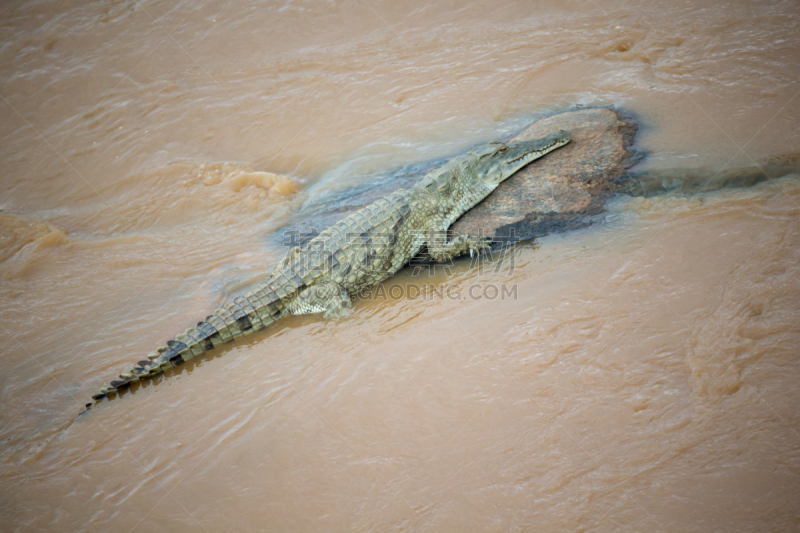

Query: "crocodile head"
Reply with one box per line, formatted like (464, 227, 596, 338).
(471, 129, 572, 187)
(414, 129, 571, 224)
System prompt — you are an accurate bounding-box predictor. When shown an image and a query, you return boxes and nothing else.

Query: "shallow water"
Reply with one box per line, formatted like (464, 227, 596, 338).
(1, 0, 799, 531)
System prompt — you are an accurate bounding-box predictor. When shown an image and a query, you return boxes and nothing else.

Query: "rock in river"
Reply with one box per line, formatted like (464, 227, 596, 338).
(274, 107, 799, 253)
(277, 107, 640, 247)
(450, 107, 640, 243)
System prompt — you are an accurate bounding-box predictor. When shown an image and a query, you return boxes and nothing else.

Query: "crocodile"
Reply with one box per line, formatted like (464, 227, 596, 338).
(84, 129, 571, 410)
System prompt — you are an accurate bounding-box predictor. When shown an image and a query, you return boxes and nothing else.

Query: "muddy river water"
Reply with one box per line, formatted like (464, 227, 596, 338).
(1, 0, 799, 531)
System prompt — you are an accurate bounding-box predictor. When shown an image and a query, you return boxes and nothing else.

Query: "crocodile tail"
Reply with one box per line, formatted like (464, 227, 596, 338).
(84, 287, 286, 410)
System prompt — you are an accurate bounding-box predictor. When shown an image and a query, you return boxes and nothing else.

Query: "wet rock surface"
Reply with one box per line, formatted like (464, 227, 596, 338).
(450, 108, 640, 243)
(278, 159, 442, 246)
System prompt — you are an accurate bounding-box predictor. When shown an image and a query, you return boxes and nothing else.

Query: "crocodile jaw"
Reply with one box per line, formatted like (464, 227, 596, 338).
(483, 129, 571, 186)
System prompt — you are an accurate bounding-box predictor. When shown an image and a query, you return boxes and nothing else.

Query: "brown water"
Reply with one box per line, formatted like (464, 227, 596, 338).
(2, 0, 800, 531)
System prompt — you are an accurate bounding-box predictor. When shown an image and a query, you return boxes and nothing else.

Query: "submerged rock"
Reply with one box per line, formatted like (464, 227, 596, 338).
(616, 153, 800, 197)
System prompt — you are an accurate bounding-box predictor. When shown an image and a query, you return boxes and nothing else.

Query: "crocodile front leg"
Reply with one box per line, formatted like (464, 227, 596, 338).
(425, 223, 492, 262)
(285, 282, 352, 319)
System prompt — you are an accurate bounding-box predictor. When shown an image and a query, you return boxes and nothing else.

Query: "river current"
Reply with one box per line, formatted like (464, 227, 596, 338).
(1, 0, 799, 531)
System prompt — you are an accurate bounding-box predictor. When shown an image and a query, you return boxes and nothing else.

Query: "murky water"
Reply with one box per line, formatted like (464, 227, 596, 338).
(2, 0, 799, 531)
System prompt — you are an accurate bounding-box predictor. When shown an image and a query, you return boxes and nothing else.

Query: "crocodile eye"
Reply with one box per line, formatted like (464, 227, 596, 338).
(497, 145, 508, 153)
(436, 174, 451, 192)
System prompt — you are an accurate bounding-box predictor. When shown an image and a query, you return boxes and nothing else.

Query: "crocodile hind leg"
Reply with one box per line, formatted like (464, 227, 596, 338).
(286, 282, 352, 318)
